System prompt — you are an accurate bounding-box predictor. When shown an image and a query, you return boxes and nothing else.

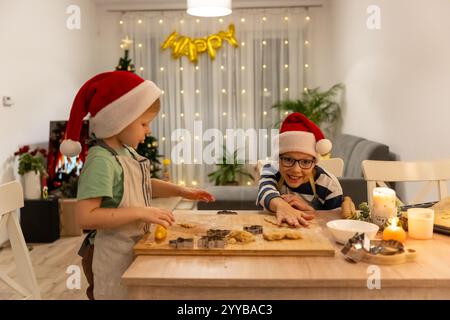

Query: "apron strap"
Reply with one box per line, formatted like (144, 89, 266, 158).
(94, 139, 119, 156)
(309, 176, 317, 199)
(94, 139, 141, 162)
(123, 145, 139, 161)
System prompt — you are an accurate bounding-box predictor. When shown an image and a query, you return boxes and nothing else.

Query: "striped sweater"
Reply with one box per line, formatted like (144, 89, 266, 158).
(256, 163, 343, 211)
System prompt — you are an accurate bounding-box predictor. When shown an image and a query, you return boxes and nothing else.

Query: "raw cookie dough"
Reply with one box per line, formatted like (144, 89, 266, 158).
(263, 230, 302, 241)
(263, 216, 292, 228)
(226, 230, 255, 243)
(178, 222, 196, 228)
(263, 231, 285, 241)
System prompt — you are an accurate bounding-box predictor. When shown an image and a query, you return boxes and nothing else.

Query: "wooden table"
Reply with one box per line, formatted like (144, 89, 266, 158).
(122, 210, 450, 299)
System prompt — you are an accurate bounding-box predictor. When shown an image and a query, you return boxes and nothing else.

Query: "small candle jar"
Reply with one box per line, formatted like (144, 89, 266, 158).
(371, 187, 397, 227)
(383, 217, 407, 243)
(407, 208, 434, 240)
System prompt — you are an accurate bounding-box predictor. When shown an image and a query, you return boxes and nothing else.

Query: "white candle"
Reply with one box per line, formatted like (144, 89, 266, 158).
(371, 187, 397, 227)
(407, 208, 434, 240)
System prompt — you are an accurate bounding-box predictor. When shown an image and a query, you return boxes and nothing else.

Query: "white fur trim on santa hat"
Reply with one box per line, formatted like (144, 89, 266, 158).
(271, 131, 317, 160)
(90, 80, 161, 139)
(60, 139, 82, 157)
(316, 138, 332, 156)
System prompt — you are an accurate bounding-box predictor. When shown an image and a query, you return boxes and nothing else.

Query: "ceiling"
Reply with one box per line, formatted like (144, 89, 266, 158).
(92, 0, 325, 10)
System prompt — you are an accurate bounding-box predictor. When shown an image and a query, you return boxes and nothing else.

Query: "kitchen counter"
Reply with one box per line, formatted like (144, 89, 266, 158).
(122, 210, 450, 299)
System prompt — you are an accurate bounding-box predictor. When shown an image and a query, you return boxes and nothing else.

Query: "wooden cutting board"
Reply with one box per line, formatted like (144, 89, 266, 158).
(134, 210, 335, 257)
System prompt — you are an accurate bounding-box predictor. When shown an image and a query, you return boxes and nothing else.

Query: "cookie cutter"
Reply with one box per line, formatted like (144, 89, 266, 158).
(217, 210, 238, 215)
(198, 235, 226, 249)
(169, 237, 194, 249)
(207, 229, 231, 238)
(341, 233, 405, 263)
(243, 225, 263, 235)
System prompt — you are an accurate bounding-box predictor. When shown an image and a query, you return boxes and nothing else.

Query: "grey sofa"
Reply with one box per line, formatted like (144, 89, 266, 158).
(332, 134, 396, 204)
(198, 134, 395, 210)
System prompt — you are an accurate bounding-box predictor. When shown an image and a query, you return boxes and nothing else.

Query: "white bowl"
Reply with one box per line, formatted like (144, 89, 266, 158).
(326, 219, 379, 244)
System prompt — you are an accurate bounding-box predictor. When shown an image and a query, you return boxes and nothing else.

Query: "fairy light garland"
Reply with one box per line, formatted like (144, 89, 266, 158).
(118, 10, 312, 187)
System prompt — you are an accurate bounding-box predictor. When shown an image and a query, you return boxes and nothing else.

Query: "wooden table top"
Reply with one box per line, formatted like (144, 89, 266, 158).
(122, 210, 450, 289)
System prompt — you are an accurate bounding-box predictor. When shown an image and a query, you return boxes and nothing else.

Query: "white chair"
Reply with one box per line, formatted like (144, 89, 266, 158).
(256, 157, 345, 178)
(362, 159, 450, 207)
(0, 181, 41, 299)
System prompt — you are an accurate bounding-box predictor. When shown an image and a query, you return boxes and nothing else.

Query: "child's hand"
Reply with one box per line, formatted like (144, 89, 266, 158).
(139, 207, 175, 228)
(280, 194, 315, 215)
(181, 188, 216, 202)
(276, 204, 312, 228)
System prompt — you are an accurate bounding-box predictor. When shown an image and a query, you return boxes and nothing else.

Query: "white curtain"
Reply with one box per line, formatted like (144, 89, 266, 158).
(121, 8, 312, 187)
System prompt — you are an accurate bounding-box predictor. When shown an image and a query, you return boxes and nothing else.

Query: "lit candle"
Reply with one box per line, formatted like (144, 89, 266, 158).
(383, 217, 406, 243)
(372, 187, 397, 227)
(407, 208, 434, 240)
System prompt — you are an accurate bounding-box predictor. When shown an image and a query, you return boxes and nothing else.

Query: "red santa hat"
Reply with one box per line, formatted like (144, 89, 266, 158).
(60, 71, 162, 157)
(272, 112, 332, 159)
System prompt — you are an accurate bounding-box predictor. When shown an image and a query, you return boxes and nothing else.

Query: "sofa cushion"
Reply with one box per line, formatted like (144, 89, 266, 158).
(331, 134, 365, 175)
(346, 140, 391, 178)
(333, 134, 393, 178)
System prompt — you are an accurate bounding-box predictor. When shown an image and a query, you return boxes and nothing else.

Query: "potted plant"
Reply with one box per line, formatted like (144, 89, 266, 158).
(208, 147, 255, 186)
(272, 83, 344, 137)
(14, 146, 47, 199)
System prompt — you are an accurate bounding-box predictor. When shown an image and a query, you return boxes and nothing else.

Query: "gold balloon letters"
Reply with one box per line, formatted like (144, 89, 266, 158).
(161, 24, 239, 63)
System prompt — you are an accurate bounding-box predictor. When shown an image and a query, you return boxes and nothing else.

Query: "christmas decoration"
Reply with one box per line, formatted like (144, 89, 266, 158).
(116, 36, 136, 72)
(14, 146, 47, 176)
(14, 146, 49, 200)
(161, 24, 238, 63)
(136, 135, 163, 178)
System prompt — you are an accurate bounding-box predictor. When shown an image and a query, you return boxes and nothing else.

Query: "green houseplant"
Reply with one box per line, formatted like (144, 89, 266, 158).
(15, 146, 47, 176)
(272, 83, 344, 136)
(208, 147, 255, 186)
(14, 146, 47, 199)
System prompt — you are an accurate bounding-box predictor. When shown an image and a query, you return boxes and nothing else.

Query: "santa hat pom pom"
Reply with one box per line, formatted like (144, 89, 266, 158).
(316, 139, 332, 156)
(60, 139, 82, 157)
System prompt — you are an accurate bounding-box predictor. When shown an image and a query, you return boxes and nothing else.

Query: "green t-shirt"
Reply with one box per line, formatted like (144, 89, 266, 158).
(77, 145, 133, 208)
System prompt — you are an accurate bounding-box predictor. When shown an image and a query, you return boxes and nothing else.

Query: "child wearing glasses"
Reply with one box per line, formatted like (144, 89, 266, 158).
(256, 112, 343, 227)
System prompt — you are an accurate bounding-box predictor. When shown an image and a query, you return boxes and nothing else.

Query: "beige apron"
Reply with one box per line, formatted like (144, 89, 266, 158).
(92, 141, 152, 300)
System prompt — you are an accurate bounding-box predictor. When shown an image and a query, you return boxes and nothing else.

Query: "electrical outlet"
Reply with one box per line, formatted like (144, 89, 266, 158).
(2, 96, 14, 107)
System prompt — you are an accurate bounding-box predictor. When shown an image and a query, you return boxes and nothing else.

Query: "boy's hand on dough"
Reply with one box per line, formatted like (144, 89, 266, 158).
(275, 204, 311, 228)
(280, 194, 315, 217)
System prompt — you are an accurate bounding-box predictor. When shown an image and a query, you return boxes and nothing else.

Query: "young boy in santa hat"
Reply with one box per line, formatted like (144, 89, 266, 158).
(256, 112, 343, 227)
(61, 71, 215, 300)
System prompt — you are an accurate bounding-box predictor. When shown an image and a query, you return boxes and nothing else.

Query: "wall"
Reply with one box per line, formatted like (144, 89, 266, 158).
(0, 0, 329, 243)
(328, 0, 450, 202)
(0, 0, 98, 243)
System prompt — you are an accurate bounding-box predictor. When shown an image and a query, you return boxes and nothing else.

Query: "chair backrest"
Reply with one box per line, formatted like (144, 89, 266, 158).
(257, 158, 345, 178)
(362, 159, 450, 206)
(0, 181, 40, 299)
(318, 158, 344, 178)
(0, 181, 24, 217)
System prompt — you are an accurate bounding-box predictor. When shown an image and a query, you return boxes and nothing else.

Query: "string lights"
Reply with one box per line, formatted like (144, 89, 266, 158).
(118, 11, 311, 187)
